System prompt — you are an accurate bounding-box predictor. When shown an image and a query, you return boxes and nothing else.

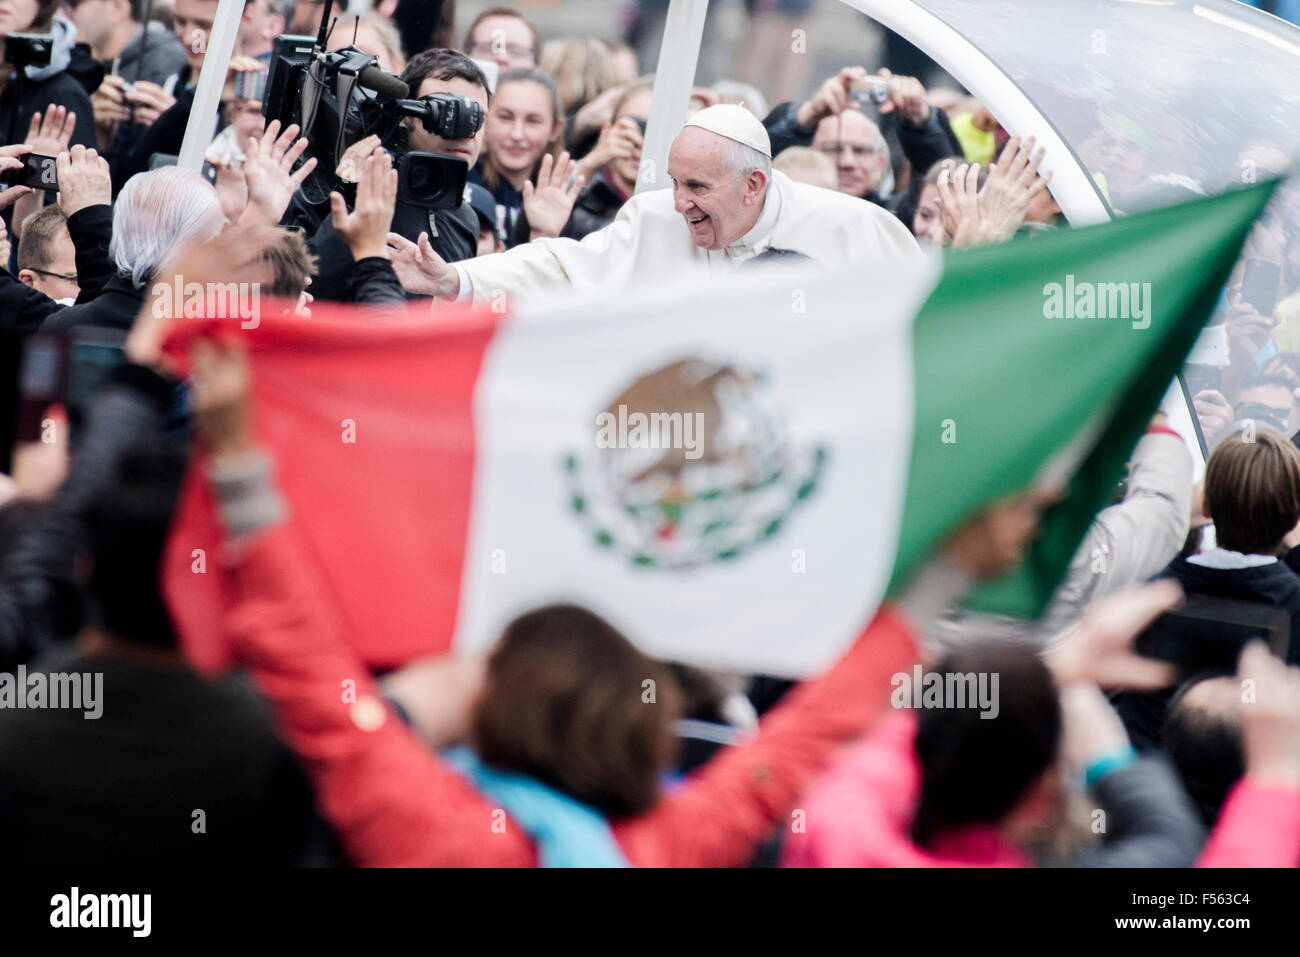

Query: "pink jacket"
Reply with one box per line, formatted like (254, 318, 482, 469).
(781, 711, 1030, 867)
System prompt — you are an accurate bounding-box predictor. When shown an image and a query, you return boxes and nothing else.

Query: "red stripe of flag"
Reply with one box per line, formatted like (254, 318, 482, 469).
(160, 300, 503, 673)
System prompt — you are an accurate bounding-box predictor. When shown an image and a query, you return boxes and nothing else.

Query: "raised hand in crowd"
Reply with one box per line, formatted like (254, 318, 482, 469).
(978, 136, 1050, 237)
(335, 134, 383, 184)
(0, 143, 33, 211)
(9, 105, 77, 240)
(192, 340, 255, 459)
(938, 137, 1050, 247)
(525, 151, 584, 240)
(874, 68, 931, 125)
(213, 158, 250, 223)
(123, 81, 178, 129)
(238, 120, 317, 228)
(575, 115, 642, 186)
(794, 66, 870, 130)
(90, 74, 133, 142)
(6, 405, 70, 505)
(330, 149, 399, 262)
(56, 146, 112, 217)
(1045, 581, 1183, 690)
(936, 161, 987, 247)
(387, 231, 460, 299)
(1192, 388, 1234, 440)
(25, 104, 77, 159)
(1238, 641, 1300, 789)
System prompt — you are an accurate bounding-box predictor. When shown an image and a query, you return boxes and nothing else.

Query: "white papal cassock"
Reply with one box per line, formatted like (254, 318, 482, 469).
(451, 169, 920, 305)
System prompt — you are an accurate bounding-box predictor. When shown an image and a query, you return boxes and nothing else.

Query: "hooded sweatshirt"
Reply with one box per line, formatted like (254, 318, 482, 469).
(0, 18, 97, 147)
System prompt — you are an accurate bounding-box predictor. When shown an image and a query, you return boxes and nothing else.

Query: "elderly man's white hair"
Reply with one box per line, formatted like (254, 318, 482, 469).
(110, 167, 225, 288)
(721, 138, 772, 184)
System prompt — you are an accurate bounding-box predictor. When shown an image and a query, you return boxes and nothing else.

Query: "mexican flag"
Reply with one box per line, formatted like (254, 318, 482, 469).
(162, 182, 1274, 677)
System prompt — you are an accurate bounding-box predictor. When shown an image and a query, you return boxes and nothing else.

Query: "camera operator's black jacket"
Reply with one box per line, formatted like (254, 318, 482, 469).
(303, 198, 478, 303)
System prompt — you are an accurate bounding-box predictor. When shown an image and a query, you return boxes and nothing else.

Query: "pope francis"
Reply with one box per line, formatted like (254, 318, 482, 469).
(388, 104, 920, 304)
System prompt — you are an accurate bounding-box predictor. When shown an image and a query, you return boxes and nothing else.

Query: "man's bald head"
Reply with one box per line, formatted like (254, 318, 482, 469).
(667, 126, 770, 251)
(1164, 675, 1245, 826)
(812, 109, 888, 199)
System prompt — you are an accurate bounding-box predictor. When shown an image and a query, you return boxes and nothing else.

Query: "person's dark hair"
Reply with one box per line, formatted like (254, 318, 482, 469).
(399, 47, 490, 101)
(912, 640, 1062, 848)
(1162, 674, 1244, 827)
(83, 437, 188, 647)
(472, 604, 682, 817)
(392, 0, 456, 64)
(31, 0, 62, 31)
(1203, 426, 1300, 554)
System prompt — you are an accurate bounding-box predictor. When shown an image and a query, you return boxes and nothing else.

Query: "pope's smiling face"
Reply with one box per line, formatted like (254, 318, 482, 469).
(668, 127, 767, 251)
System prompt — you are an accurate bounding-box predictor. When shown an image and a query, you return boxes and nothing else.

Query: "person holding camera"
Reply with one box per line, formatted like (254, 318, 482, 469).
(560, 77, 652, 241)
(0, 1, 98, 151)
(762, 66, 961, 226)
(298, 49, 488, 303)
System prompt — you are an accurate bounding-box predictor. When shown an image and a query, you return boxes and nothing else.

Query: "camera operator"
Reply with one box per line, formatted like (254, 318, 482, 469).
(296, 49, 485, 302)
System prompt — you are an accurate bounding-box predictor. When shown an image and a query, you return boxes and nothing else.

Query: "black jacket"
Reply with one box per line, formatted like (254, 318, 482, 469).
(0, 204, 116, 466)
(346, 256, 407, 307)
(0, 59, 98, 149)
(1117, 554, 1300, 750)
(40, 272, 143, 334)
(0, 363, 176, 670)
(561, 175, 628, 241)
(0, 646, 324, 865)
(114, 82, 208, 192)
(306, 199, 477, 302)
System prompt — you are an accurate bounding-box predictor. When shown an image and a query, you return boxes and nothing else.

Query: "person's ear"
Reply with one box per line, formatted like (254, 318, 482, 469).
(551, 115, 565, 144)
(17, 269, 38, 288)
(746, 169, 767, 204)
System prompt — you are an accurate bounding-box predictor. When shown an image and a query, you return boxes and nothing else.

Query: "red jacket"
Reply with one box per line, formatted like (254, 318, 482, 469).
(223, 521, 918, 867)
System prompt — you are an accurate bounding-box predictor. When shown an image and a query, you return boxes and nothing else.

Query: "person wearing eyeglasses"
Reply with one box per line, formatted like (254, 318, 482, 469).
(761, 66, 962, 226)
(463, 6, 540, 71)
(16, 204, 79, 304)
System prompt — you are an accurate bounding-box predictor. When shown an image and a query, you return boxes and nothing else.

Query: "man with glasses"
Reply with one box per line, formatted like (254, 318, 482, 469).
(463, 6, 540, 71)
(16, 205, 79, 305)
(763, 65, 960, 224)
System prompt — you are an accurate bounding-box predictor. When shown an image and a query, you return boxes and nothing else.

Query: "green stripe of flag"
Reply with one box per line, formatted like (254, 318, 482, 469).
(886, 180, 1279, 617)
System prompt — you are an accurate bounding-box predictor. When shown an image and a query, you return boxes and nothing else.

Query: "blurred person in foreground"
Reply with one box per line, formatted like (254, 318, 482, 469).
(783, 582, 1300, 867)
(0, 226, 331, 864)
(181, 332, 1058, 866)
(388, 103, 918, 306)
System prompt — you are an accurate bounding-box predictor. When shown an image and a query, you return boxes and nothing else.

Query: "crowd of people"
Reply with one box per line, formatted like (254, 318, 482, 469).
(0, 0, 1298, 870)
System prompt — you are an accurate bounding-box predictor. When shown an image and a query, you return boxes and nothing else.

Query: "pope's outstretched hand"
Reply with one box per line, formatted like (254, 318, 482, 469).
(387, 231, 460, 299)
